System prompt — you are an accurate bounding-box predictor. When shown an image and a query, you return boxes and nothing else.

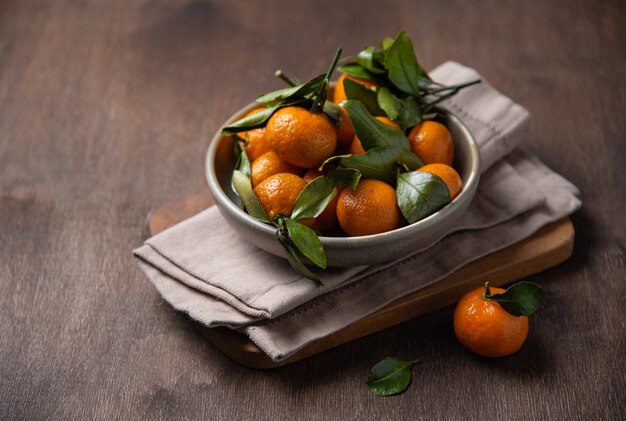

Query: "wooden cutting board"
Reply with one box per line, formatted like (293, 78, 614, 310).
(148, 192, 575, 369)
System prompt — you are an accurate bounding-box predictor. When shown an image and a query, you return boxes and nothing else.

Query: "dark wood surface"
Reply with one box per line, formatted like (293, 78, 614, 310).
(1, 0, 624, 419)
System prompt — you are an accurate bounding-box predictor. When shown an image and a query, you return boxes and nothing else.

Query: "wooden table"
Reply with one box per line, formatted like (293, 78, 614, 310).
(1, 1, 624, 419)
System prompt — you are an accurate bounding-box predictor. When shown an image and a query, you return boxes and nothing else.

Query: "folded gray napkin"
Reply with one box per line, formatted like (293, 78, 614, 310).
(134, 62, 581, 361)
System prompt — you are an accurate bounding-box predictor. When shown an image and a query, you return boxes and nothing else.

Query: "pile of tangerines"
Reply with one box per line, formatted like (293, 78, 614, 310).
(239, 78, 462, 237)
(223, 33, 542, 359)
(223, 32, 483, 280)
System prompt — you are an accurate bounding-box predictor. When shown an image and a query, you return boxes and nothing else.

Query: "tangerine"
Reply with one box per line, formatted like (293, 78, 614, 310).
(453, 285, 529, 358)
(253, 173, 307, 220)
(335, 107, 355, 154)
(408, 120, 454, 166)
(332, 73, 378, 104)
(241, 107, 271, 162)
(265, 106, 337, 168)
(336, 179, 400, 236)
(349, 116, 401, 156)
(418, 163, 463, 200)
(250, 151, 301, 188)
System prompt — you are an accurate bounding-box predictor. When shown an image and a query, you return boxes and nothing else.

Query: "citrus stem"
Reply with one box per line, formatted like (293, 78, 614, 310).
(425, 79, 481, 95)
(482, 282, 492, 300)
(310, 48, 342, 114)
(274, 70, 299, 87)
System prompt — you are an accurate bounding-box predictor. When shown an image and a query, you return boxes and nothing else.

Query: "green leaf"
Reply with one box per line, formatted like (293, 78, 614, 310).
(377, 87, 401, 120)
(291, 168, 361, 221)
(396, 171, 450, 223)
(377, 88, 423, 131)
(396, 96, 423, 131)
(367, 358, 419, 397)
(291, 178, 337, 221)
(339, 147, 403, 185)
(284, 218, 327, 269)
(222, 106, 276, 136)
(395, 147, 424, 170)
(343, 100, 410, 151)
(343, 78, 385, 116)
(337, 64, 374, 81)
(484, 281, 542, 317)
(277, 234, 321, 284)
(385, 31, 427, 96)
(231, 170, 271, 223)
(256, 73, 325, 106)
(356, 46, 385, 74)
(233, 141, 251, 177)
(380, 37, 395, 51)
(328, 167, 362, 190)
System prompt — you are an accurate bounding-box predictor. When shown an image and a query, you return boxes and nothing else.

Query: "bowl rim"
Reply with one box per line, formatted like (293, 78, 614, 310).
(206, 99, 481, 245)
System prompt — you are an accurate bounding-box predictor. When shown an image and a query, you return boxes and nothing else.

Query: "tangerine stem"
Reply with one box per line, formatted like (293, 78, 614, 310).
(311, 48, 342, 113)
(275, 70, 299, 87)
(483, 282, 492, 300)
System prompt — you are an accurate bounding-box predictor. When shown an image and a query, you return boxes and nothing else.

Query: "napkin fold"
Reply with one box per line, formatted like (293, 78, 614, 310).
(134, 62, 581, 361)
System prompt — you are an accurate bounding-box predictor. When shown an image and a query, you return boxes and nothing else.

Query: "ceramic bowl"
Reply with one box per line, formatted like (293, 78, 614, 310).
(206, 98, 480, 267)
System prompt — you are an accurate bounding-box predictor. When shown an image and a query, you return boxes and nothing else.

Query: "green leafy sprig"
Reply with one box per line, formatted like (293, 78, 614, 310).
(222, 49, 343, 136)
(337, 30, 481, 130)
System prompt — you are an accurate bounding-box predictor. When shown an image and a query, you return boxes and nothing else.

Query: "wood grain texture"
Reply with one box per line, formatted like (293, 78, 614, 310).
(0, 0, 624, 419)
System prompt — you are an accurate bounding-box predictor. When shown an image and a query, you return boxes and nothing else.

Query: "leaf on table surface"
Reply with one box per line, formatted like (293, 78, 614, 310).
(367, 358, 419, 397)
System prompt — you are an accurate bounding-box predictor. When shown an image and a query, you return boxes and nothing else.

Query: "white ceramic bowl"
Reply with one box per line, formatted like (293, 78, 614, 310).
(206, 99, 480, 267)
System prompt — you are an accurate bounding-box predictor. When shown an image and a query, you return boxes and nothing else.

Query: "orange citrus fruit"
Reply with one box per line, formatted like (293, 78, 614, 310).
(250, 151, 301, 188)
(265, 106, 337, 168)
(335, 107, 355, 154)
(418, 163, 463, 200)
(299, 169, 340, 232)
(453, 285, 529, 358)
(253, 173, 307, 220)
(336, 179, 400, 236)
(349, 116, 401, 156)
(332, 73, 378, 104)
(408, 120, 454, 166)
(240, 108, 271, 162)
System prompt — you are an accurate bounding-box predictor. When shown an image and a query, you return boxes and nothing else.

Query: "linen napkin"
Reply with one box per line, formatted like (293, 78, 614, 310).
(134, 62, 581, 361)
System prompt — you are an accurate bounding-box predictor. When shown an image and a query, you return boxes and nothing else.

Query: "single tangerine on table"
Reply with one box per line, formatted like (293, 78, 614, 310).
(332, 73, 378, 104)
(253, 173, 307, 220)
(418, 163, 463, 200)
(408, 120, 455, 166)
(250, 150, 302, 188)
(299, 169, 340, 232)
(241, 107, 271, 162)
(336, 179, 400, 236)
(453, 285, 529, 358)
(265, 106, 337, 169)
(350, 116, 401, 156)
